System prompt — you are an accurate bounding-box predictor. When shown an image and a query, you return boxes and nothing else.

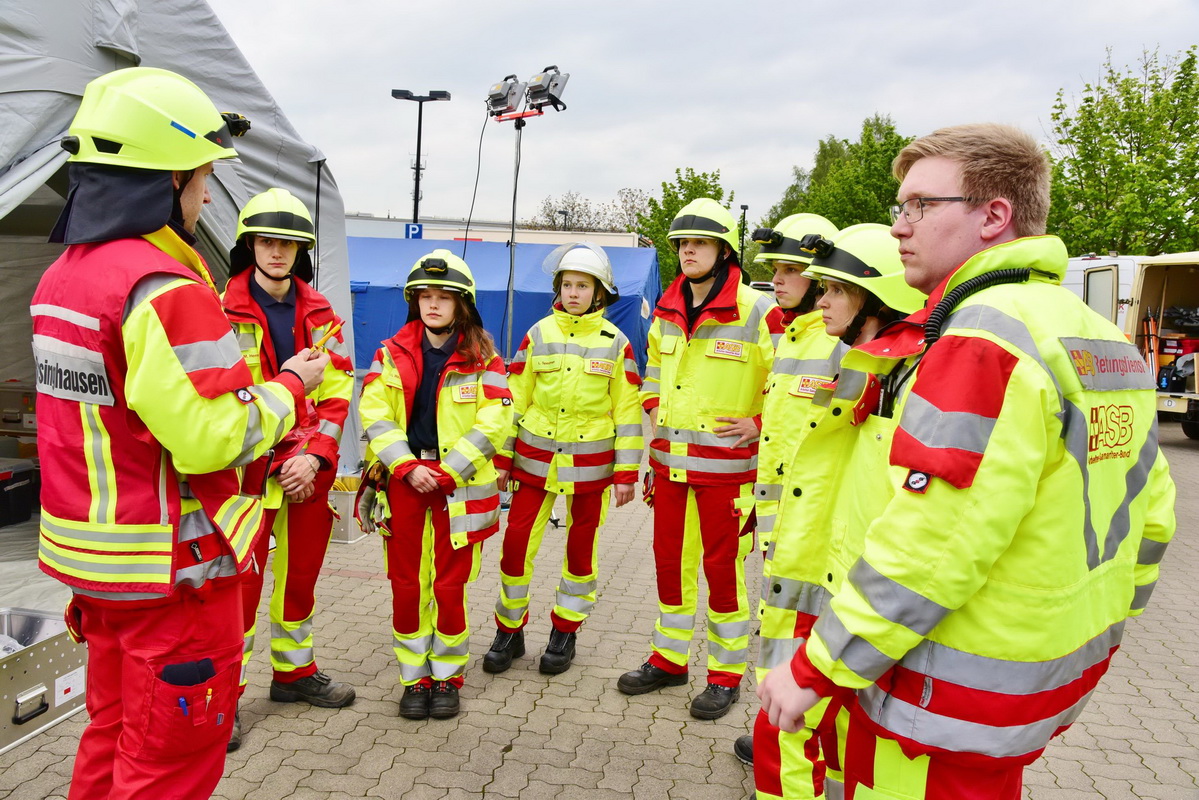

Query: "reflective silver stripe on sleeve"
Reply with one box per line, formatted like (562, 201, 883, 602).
(758, 636, 802, 671)
(378, 439, 415, 467)
(173, 329, 245, 373)
(317, 419, 343, 443)
(1137, 537, 1168, 565)
(1131, 582, 1156, 611)
(898, 391, 997, 455)
(122, 274, 184, 323)
(367, 419, 400, 441)
(615, 424, 643, 438)
(813, 607, 896, 682)
(228, 400, 265, 468)
(849, 559, 951, 636)
(481, 371, 508, 390)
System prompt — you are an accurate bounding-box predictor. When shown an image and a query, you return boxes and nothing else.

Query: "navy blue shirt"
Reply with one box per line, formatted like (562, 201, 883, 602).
(249, 277, 297, 370)
(407, 330, 459, 455)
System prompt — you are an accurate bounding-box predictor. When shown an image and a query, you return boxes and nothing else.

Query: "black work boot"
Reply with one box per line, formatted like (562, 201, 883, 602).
(734, 733, 754, 765)
(616, 662, 688, 695)
(690, 683, 740, 720)
(429, 681, 460, 719)
(482, 629, 525, 674)
(399, 683, 431, 720)
(538, 627, 577, 675)
(226, 711, 242, 753)
(269, 669, 356, 708)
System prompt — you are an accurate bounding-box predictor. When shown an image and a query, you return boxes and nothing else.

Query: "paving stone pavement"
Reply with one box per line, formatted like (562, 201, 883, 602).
(4, 424, 1199, 799)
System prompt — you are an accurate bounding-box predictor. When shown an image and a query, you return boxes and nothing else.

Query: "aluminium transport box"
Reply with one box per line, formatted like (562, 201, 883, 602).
(0, 607, 87, 756)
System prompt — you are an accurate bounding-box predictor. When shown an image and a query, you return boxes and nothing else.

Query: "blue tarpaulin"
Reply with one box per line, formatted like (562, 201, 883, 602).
(348, 238, 662, 373)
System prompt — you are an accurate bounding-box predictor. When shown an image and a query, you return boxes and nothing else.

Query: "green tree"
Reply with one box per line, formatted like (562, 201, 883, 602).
(762, 115, 910, 233)
(635, 168, 733, 288)
(1049, 47, 1199, 255)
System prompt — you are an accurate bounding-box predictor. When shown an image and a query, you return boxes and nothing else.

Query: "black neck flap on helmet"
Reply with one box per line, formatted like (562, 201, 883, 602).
(49, 163, 175, 244)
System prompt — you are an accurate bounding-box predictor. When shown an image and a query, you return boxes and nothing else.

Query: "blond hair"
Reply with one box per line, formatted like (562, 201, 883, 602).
(892, 123, 1050, 237)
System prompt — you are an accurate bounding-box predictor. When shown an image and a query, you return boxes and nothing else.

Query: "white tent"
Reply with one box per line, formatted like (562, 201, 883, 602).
(0, 0, 363, 472)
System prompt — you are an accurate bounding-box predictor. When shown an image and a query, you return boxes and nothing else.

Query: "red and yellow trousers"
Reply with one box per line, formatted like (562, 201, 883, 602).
(385, 474, 482, 687)
(66, 579, 242, 800)
(754, 696, 844, 800)
(494, 482, 610, 634)
(239, 468, 336, 689)
(648, 479, 754, 687)
(757, 699, 1024, 800)
(836, 703, 1023, 800)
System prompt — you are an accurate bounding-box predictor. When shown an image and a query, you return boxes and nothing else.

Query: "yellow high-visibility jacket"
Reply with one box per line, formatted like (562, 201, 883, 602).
(793, 236, 1176, 766)
(754, 309, 845, 548)
(497, 306, 643, 494)
(222, 271, 354, 508)
(643, 267, 783, 486)
(360, 321, 513, 547)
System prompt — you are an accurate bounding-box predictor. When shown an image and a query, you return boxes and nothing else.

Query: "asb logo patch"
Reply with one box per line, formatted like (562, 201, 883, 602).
(711, 340, 744, 359)
(454, 383, 478, 402)
(586, 359, 615, 377)
(1088, 404, 1134, 461)
(790, 375, 825, 398)
(904, 470, 930, 494)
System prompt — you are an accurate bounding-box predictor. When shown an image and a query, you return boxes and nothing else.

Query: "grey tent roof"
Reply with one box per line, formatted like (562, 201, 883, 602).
(0, 0, 362, 472)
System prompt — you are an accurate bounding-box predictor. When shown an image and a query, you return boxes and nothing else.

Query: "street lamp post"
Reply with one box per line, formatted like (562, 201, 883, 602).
(738, 204, 750, 265)
(558, 209, 569, 231)
(391, 89, 451, 224)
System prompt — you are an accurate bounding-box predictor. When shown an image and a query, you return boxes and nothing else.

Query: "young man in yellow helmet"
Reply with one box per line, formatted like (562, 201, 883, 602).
(32, 67, 327, 798)
(618, 198, 784, 720)
(222, 188, 356, 751)
(759, 124, 1175, 799)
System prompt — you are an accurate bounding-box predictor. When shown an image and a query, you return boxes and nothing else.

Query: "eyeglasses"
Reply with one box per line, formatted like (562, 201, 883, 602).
(889, 196, 977, 224)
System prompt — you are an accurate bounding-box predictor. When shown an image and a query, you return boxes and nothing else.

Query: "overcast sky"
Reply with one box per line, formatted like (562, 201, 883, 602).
(205, 0, 1197, 228)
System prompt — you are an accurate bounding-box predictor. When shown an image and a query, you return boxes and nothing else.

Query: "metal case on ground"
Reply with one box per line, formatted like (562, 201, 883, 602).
(0, 607, 87, 755)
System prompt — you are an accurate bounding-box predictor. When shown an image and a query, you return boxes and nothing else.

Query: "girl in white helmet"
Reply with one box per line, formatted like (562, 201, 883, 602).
(484, 244, 643, 676)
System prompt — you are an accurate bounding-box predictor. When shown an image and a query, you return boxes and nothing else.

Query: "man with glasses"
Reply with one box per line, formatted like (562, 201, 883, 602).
(757, 123, 1175, 799)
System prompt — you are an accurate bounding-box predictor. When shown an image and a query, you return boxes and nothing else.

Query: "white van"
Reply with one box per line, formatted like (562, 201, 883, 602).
(1125, 252, 1199, 438)
(1064, 253, 1138, 330)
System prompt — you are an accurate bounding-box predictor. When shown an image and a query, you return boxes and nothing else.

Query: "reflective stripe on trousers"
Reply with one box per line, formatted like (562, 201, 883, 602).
(385, 477, 482, 686)
(495, 483, 609, 633)
(649, 479, 754, 685)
